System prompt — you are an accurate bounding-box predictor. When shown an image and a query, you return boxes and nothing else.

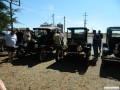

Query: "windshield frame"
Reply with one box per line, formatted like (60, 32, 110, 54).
(67, 28, 85, 38)
(111, 30, 120, 37)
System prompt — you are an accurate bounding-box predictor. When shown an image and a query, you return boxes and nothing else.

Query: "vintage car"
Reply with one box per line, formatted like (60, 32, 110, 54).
(101, 27, 120, 67)
(55, 27, 91, 65)
(16, 26, 61, 61)
(16, 38, 38, 58)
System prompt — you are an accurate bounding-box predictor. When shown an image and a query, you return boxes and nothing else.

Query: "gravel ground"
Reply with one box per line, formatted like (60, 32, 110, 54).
(0, 38, 120, 90)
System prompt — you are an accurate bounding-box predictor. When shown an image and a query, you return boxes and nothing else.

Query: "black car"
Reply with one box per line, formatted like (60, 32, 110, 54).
(101, 27, 120, 67)
(16, 26, 61, 61)
(55, 27, 91, 65)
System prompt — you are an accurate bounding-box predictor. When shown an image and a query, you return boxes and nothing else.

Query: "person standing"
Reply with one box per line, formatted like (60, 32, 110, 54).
(4, 30, 17, 61)
(59, 31, 64, 45)
(23, 28, 31, 42)
(53, 30, 62, 46)
(98, 30, 103, 52)
(92, 30, 101, 61)
(16, 29, 23, 45)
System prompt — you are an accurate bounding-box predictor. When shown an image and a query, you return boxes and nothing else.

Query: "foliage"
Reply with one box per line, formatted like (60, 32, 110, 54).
(0, 0, 19, 31)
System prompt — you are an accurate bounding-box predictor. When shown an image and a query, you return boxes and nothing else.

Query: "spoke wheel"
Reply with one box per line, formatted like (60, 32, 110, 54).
(39, 49, 47, 61)
(16, 47, 26, 58)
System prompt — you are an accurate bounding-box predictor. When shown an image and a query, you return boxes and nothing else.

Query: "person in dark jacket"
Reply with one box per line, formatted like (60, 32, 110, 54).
(98, 30, 103, 52)
(93, 30, 101, 61)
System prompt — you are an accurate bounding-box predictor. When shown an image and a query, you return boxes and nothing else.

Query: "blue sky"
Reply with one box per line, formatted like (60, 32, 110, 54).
(5, 0, 120, 32)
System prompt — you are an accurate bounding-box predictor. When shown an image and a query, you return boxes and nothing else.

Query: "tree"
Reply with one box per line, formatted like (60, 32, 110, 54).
(0, 1, 10, 30)
(0, 0, 19, 31)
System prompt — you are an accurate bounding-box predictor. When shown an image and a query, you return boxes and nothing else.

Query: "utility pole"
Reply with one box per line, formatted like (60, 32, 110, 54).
(64, 16, 66, 33)
(10, 0, 13, 30)
(83, 12, 88, 28)
(52, 14, 54, 26)
(4, 0, 20, 30)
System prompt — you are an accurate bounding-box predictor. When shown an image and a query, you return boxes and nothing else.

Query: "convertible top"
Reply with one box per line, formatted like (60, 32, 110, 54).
(33, 26, 61, 31)
(67, 27, 87, 30)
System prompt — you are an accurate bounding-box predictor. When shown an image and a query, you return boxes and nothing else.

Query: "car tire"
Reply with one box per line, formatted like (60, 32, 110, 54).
(85, 51, 90, 66)
(16, 46, 26, 58)
(39, 48, 47, 62)
(101, 59, 107, 68)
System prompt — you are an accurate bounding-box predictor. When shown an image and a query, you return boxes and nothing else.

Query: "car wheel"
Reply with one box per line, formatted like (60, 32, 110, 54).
(16, 46, 26, 58)
(101, 50, 107, 68)
(39, 49, 47, 62)
(85, 51, 90, 66)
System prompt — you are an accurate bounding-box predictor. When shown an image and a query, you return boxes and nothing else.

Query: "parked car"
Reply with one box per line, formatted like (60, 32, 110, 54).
(0, 32, 5, 51)
(55, 27, 91, 65)
(16, 26, 61, 61)
(101, 27, 120, 67)
(0, 30, 11, 51)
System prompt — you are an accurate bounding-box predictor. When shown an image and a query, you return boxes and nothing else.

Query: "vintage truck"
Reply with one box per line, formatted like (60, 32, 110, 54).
(55, 27, 91, 66)
(101, 27, 120, 67)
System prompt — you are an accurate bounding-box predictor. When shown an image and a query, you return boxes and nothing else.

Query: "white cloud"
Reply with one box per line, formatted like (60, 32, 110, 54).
(47, 4, 54, 11)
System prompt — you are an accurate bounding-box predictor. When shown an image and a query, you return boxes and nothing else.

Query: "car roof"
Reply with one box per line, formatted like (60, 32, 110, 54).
(107, 27, 120, 29)
(33, 26, 61, 30)
(107, 27, 120, 31)
(67, 27, 87, 30)
(1, 30, 11, 35)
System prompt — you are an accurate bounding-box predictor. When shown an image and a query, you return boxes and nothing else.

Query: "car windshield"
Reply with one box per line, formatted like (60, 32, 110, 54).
(34, 30, 47, 37)
(67, 28, 85, 38)
(111, 30, 120, 37)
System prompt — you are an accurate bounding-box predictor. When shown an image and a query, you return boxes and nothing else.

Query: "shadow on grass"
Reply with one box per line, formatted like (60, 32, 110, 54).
(47, 54, 89, 75)
(99, 61, 120, 81)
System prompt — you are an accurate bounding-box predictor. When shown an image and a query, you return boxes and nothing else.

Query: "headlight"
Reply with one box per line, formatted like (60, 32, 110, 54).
(114, 49, 119, 54)
(24, 43, 27, 47)
(77, 45, 82, 51)
(34, 44, 38, 48)
(115, 44, 119, 49)
(63, 45, 68, 50)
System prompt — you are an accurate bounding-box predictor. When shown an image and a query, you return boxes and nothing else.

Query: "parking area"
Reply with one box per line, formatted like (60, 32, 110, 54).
(0, 37, 120, 90)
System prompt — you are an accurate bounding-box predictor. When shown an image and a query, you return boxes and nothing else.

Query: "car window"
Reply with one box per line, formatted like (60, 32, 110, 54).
(35, 30, 47, 37)
(67, 28, 85, 38)
(112, 31, 120, 37)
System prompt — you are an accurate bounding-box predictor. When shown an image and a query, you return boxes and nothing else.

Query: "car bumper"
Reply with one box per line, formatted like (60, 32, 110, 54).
(102, 55, 120, 62)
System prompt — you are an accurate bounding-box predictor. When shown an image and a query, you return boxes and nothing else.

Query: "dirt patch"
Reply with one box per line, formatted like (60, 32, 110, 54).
(0, 38, 120, 90)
